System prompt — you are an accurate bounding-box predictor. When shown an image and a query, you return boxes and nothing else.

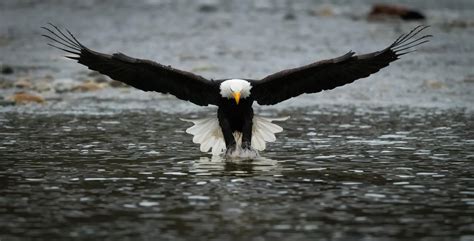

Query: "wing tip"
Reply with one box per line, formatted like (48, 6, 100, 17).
(42, 23, 85, 58)
(390, 25, 432, 56)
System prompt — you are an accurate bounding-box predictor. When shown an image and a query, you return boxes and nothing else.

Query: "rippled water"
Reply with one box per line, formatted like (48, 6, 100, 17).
(1, 106, 473, 241)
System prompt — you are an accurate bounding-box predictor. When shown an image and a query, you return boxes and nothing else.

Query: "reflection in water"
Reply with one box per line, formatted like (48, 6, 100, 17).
(1, 106, 473, 241)
(191, 156, 280, 176)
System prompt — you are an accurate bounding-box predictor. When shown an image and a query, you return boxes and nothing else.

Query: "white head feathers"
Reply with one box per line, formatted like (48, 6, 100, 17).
(219, 79, 252, 99)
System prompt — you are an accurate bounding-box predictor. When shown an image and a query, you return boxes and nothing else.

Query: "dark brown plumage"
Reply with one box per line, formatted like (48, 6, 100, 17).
(250, 25, 431, 105)
(43, 24, 430, 107)
(42, 24, 220, 106)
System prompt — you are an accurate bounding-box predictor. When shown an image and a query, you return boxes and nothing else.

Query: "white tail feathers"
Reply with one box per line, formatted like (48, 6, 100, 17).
(181, 115, 289, 155)
(180, 117, 225, 155)
(251, 116, 289, 151)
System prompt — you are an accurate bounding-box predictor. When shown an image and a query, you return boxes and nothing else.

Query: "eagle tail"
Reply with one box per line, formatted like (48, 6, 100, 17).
(181, 115, 289, 156)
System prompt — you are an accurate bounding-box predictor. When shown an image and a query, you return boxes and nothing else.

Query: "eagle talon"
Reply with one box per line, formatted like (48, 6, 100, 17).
(241, 141, 252, 150)
(225, 145, 238, 156)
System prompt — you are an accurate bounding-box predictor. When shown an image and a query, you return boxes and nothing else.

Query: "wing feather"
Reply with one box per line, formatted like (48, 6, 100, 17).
(251, 25, 431, 105)
(43, 24, 220, 106)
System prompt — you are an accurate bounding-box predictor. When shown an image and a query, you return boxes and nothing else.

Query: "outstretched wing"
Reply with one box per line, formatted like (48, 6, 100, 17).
(42, 24, 220, 106)
(250, 25, 431, 105)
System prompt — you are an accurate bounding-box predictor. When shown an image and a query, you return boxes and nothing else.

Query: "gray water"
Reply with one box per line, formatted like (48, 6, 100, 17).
(1, 106, 473, 241)
(1, 0, 474, 240)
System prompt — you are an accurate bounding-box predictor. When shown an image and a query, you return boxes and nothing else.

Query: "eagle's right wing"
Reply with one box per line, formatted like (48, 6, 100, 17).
(250, 25, 431, 105)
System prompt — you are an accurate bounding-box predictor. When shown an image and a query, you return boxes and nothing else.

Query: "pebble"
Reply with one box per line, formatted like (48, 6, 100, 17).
(109, 80, 128, 88)
(14, 78, 32, 89)
(1, 64, 13, 74)
(8, 92, 45, 104)
(72, 81, 105, 92)
(368, 4, 425, 21)
(197, 0, 218, 13)
(308, 5, 334, 17)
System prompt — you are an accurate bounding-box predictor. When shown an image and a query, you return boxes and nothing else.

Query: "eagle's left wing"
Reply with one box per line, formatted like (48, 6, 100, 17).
(250, 25, 431, 105)
(42, 24, 220, 106)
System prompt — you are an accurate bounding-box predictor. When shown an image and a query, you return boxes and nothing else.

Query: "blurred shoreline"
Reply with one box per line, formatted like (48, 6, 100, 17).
(1, 0, 473, 112)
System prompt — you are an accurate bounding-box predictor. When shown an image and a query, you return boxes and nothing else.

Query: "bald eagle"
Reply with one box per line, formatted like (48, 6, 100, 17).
(43, 24, 430, 158)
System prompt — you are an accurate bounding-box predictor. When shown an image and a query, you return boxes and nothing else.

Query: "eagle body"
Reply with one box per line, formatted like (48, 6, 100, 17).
(218, 97, 254, 155)
(218, 94, 254, 134)
(217, 79, 255, 155)
(43, 24, 431, 158)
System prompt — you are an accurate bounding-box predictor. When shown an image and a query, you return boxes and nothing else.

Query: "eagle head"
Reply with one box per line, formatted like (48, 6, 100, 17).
(219, 79, 252, 105)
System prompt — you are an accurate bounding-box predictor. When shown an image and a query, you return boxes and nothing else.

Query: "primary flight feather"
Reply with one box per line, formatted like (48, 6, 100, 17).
(43, 24, 431, 158)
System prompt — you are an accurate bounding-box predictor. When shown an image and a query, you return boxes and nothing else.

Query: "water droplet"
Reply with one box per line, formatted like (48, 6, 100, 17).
(139, 201, 159, 207)
(163, 172, 187, 176)
(188, 195, 210, 200)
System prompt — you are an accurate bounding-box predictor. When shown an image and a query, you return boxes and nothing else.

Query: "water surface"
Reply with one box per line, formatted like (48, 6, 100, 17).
(1, 106, 473, 241)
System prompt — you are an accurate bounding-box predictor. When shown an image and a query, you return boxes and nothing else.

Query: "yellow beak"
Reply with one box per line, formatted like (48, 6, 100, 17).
(232, 91, 241, 105)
